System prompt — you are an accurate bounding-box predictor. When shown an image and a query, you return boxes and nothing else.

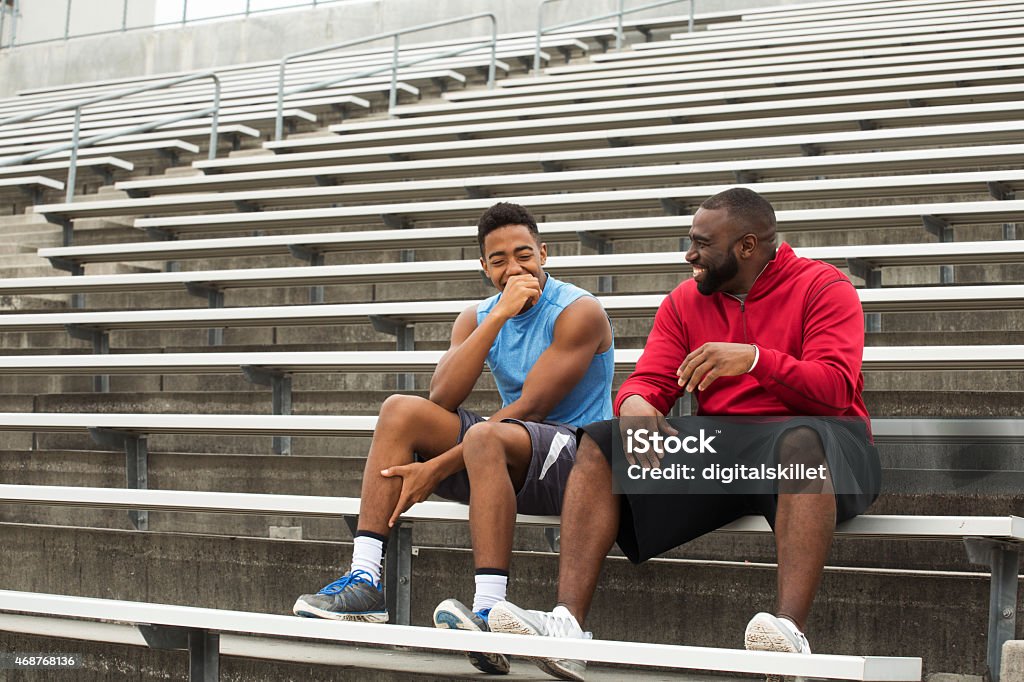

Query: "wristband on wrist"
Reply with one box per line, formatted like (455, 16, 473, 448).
(747, 344, 760, 373)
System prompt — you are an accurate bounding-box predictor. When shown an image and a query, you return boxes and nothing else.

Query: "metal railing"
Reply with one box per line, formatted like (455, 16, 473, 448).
(0, 0, 355, 51)
(0, 0, 19, 49)
(0, 72, 221, 239)
(534, 0, 695, 74)
(274, 12, 497, 140)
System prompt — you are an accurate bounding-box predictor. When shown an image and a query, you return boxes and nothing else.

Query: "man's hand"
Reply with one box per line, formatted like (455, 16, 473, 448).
(618, 394, 678, 469)
(492, 274, 543, 319)
(381, 461, 441, 528)
(677, 342, 756, 393)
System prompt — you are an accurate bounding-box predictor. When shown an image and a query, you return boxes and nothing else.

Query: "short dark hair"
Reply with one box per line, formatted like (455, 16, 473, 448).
(700, 187, 777, 233)
(477, 202, 539, 253)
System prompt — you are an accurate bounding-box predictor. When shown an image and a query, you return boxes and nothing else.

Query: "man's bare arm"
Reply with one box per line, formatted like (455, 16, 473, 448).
(429, 274, 543, 411)
(429, 296, 611, 480)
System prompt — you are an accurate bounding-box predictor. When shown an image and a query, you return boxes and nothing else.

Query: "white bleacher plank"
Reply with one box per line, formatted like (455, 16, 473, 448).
(547, 23, 1024, 76)
(112, 143, 1024, 198)
(0, 176, 63, 191)
(123, 170, 1024, 234)
(0, 82, 410, 127)
(449, 51, 1024, 102)
(664, 3, 1023, 43)
(1, 483, 1021, 542)
(36, 201, 1024, 266)
(0, 126, 255, 160)
(741, 0, 974, 19)
(12, 240, 1024, 296)
(43, 147, 1024, 219)
(0, 287, 1020, 334)
(317, 82, 1024, 143)
(0, 589, 921, 679)
(519, 35, 1024, 87)
(870, 418, 1024, 444)
(389, 65, 1024, 119)
(616, 12, 1024, 59)
(0, 157, 132, 181)
(720, 512, 1024, 541)
(0, 68, 463, 127)
(501, 44, 1024, 97)
(731, 0, 1012, 26)
(0, 346, 1020, 376)
(0, 107, 317, 145)
(197, 103, 1024, 170)
(0, 413, 374, 436)
(0, 140, 200, 164)
(711, 0, 1020, 33)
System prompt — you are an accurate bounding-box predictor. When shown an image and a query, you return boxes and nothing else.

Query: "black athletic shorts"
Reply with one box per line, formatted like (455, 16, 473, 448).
(578, 417, 881, 564)
(420, 407, 578, 516)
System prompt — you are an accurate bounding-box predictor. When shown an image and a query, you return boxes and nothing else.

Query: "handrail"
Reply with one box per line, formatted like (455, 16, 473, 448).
(0, 71, 221, 233)
(274, 12, 497, 140)
(534, 0, 694, 75)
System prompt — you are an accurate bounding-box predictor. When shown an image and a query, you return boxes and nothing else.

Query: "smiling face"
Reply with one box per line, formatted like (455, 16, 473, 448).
(686, 207, 745, 296)
(480, 223, 547, 293)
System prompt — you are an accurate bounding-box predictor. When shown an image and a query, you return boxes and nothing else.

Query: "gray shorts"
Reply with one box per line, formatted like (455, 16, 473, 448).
(421, 407, 577, 516)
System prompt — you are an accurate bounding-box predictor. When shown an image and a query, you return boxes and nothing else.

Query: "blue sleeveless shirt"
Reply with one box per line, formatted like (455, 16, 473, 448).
(476, 275, 614, 426)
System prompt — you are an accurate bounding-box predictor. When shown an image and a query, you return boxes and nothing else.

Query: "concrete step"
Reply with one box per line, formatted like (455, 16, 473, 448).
(0, 253, 56, 268)
(0, 523, 997, 677)
(0, 293, 71, 311)
(0, 244, 39, 256)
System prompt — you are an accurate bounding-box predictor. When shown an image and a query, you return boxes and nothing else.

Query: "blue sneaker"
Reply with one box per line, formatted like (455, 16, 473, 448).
(433, 598, 510, 674)
(292, 570, 387, 623)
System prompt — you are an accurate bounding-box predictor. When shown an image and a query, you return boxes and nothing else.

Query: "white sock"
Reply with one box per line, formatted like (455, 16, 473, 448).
(349, 535, 384, 584)
(472, 573, 508, 613)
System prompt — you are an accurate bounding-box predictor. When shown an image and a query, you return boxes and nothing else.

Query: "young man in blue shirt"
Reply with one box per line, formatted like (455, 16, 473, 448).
(293, 202, 615, 675)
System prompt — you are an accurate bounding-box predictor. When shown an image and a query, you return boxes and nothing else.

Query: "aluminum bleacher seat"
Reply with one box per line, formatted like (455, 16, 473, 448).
(112, 142, 1024, 197)
(7, 241, 1024, 298)
(35, 200, 1024, 270)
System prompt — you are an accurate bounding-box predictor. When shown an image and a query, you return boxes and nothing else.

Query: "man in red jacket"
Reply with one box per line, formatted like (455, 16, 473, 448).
(489, 188, 881, 681)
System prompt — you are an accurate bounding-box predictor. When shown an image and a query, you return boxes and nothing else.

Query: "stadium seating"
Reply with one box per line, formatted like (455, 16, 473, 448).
(1, 0, 1023, 679)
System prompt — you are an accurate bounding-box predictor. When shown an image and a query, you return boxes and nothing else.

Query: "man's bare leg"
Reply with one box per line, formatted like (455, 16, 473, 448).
(556, 435, 620, 626)
(774, 492, 836, 631)
(294, 394, 464, 621)
(462, 421, 533, 573)
(433, 422, 531, 676)
(773, 426, 836, 631)
(356, 394, 464, 536)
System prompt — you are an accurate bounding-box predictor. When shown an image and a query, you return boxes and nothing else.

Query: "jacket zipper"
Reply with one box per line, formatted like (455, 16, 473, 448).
(725, 261, 771, 344)
(725, 294, 749, 343)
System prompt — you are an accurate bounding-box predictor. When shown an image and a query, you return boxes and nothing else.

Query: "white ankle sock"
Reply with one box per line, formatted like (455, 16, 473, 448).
(349, 535, 384, 584)
(472, 573, 508, 613)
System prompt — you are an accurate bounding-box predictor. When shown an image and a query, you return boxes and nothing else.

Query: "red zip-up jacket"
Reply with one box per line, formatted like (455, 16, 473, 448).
(614, 243, 869, 421)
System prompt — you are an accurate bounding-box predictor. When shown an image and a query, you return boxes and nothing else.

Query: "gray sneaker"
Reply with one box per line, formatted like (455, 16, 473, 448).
(292, 570, 387, 623)
(744, 612, 811, 682)
(433, 598, 510, 675)
(489, 601, 590, 681)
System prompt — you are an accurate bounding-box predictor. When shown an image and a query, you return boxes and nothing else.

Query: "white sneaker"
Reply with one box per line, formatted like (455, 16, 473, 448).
(489, 601, 591, 681)
(744, 612, 811, 682)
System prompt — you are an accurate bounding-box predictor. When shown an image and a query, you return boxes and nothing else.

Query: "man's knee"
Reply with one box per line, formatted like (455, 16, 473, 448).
(378, 393, 433, 426)
(576, 434, 610, 472)
(777, 426, 830, 494)
(777, 426, 825, 465)
(462, 421, 506, 467)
